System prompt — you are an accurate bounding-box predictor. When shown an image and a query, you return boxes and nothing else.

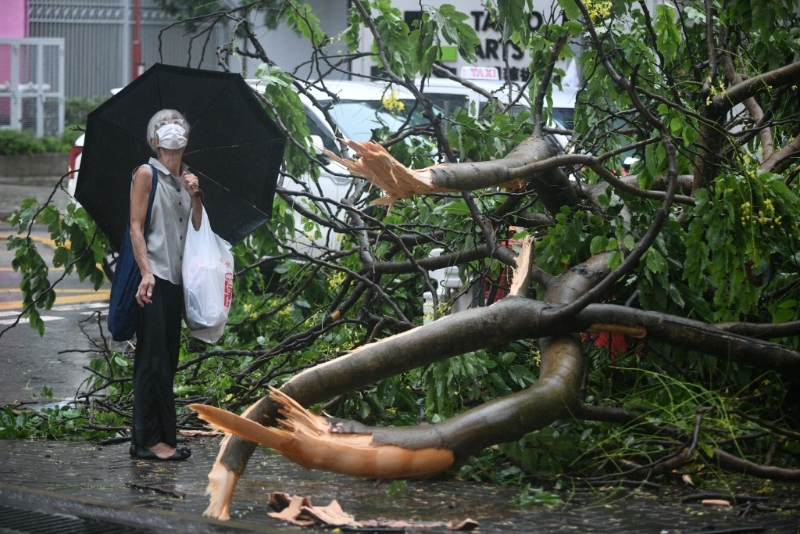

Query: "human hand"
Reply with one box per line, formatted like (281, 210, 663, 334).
(182, 171, 202, 198)
(136, 274, 156, 307)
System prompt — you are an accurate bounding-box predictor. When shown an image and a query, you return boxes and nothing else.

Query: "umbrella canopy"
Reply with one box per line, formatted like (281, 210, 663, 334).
(75, 63, 286, 252)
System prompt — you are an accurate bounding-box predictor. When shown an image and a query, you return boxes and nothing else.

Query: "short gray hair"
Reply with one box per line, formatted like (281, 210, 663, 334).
(147, 109, 190, 153)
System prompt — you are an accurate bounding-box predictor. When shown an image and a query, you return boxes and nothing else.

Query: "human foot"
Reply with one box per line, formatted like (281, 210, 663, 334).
(134, 442, 191, 461)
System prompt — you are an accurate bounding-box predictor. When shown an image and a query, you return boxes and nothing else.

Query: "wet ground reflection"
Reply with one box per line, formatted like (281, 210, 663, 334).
(0, 437, 796, 533)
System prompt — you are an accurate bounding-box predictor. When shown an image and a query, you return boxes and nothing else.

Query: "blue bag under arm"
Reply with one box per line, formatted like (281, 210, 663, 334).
(107, 165, 158, 341)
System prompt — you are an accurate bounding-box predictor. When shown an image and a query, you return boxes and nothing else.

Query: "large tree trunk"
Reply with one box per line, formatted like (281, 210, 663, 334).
(199, 243, 800, 519)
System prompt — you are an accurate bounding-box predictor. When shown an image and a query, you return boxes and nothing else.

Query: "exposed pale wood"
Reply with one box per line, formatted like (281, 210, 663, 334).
(508, 236, 535, 297)
(190, 387, 454, 479)
(324, 139, 528, 208)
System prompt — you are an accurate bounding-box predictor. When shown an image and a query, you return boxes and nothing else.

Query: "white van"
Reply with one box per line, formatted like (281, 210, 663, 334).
(411, 69, 578, 313)
(416, 67, 576, 150)
(248, 78, 443, 254)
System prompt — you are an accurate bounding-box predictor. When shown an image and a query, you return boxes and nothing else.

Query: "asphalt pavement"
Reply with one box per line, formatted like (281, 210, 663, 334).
(0, 177, 280, 532)
(2, 434, 800, 534)
(0, 175, 71, 222)
(0, 437, 303, 533)
(0, 177, 111, 407)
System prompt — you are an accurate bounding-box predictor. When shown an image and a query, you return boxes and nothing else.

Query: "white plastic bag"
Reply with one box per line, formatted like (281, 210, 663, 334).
(182, 206, 233, 343)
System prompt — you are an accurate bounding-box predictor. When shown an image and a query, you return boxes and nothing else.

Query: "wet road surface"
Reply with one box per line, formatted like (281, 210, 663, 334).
(1, 437, 798, 533)
(2, 180, 798, 533)
(1, 219, 112, 406)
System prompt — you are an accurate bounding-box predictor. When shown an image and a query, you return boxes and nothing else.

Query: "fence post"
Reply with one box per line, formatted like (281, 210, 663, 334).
(121, 0, 132, 89)
(9, 41, 20, 130)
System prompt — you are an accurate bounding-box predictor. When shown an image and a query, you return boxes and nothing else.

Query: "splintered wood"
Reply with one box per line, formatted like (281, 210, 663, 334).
(268, 492, 479, 530)
(189, 387, 454, 479)
(324, 139, 450, 207)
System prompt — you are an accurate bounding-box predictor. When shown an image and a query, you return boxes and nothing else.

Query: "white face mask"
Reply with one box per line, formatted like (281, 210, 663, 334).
(156, 123, 187, 150)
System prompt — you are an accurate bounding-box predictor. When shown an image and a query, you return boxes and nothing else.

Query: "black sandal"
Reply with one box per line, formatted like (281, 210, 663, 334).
(133, 447, 191, 461)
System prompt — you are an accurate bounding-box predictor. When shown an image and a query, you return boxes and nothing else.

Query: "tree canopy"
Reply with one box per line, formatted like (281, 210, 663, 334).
(4, 0, 800, 519)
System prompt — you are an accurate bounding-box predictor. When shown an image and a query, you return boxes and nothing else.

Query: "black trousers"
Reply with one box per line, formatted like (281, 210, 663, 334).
(130, 275, 183, 453)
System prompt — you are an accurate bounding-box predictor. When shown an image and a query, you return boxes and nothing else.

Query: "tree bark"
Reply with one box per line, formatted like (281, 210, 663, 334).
(206, 248, 800, 517)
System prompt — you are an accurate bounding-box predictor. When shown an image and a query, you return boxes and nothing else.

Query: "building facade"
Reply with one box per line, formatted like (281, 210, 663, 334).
(23, 0, 348, 100)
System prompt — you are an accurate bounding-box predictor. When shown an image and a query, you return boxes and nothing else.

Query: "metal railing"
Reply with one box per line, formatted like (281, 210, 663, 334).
(0, 37, 65, 137)
(28, 0, 225, 101)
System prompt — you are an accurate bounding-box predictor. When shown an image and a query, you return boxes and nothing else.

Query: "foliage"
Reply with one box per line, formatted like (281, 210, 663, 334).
(61, 95, 107, 146)
(582, 360, 797, 478)
(3, 0, 800, 492)
(154, 0, 292, 31)
(683, 169, 800, 323)
(0, 398, 123, 441)
(6, 200, 107, 335)
(415, 4, 480, 69)
(0, 129, 72, 155)
(65, 96, 106, 126)
(0, 94, 100, 153)
(510, 484, 562, 507)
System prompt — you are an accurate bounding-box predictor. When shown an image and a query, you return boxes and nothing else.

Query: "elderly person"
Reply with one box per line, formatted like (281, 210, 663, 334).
(128, 109, 202, 461)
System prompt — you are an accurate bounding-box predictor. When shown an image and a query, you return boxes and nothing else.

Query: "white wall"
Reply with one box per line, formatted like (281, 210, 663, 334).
(243, 0, 350, 81)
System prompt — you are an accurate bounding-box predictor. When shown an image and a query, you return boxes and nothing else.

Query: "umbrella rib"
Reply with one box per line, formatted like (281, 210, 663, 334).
(184, 138, 283, 220)
(189, 162, 274, 220)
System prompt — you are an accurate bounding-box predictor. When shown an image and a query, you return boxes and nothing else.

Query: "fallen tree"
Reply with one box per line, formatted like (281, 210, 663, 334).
(183, 0, 800, 519)
(4, 0, 800, 522)
(195, 238, 800, 518)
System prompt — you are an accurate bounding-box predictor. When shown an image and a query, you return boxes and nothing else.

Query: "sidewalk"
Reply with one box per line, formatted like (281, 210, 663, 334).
(2, 435, 800, 534)
(0, 175, 70, 222)
(0, 434, 566, 534)
(0, 435, 531, 534)
(0, 436, 296, 533)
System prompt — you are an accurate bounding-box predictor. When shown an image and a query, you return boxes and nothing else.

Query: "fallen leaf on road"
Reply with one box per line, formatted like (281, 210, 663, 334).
(267, 492, 479, 530)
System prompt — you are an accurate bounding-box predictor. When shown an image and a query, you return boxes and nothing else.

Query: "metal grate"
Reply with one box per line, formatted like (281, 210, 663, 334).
(28, 0, 225, 101)
(0, 504, 153, 534)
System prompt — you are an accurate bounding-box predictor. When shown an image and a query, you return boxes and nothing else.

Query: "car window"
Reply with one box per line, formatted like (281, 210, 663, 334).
(305, 108, 341, 157)
(425, 94, 471, 118)
(552, 108, 574, 131)
(324, 99, 430, 142)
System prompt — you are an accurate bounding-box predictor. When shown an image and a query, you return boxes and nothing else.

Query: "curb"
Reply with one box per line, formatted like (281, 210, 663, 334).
(0, 484, 274, 533)
(0, 153, 69, 179)
(0, 175, 66, 187)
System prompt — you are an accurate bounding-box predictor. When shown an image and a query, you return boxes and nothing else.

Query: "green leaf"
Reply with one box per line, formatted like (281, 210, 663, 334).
(623, 234, 635, 250)
(654, 4, 680, 62)
(607, 250, 622, 270)
(285, 2, 326, 46)
(434, 200, 472, 216)
(558, 0, 581, 21)
(590, 235, 608, 254)
(644, 249, 667, 274)
(667, 283, 686, 308)
(670, 116, 682, 135)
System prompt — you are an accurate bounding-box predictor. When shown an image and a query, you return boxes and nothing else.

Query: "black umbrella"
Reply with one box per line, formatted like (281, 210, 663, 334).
(75, 63, 286, 252)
